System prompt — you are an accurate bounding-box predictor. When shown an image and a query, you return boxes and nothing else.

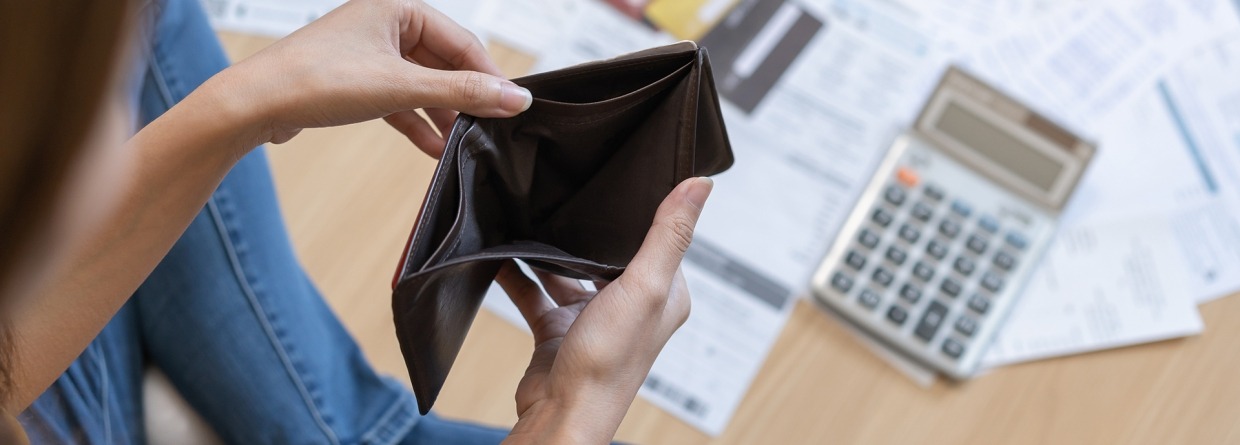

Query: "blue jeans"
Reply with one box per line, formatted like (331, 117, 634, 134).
(17, 0, 509, 443)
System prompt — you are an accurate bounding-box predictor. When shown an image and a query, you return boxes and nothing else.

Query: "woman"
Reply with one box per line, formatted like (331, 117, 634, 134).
(0, 0, 713, 443)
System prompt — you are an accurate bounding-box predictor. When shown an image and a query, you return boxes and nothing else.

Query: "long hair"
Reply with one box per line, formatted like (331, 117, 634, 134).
(0, 1, 133, 405)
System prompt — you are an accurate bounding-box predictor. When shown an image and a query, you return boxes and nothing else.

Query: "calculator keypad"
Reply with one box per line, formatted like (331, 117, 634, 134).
(824, 169, 1031, 367)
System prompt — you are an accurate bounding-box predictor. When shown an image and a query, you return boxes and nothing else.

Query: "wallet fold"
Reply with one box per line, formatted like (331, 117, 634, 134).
(391, 41, 735, 413)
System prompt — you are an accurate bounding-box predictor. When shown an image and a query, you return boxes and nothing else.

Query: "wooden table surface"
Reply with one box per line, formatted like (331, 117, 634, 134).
(219, 31, 1240, 445)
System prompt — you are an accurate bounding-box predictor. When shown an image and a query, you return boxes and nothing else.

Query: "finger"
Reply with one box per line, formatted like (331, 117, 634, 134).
(496, 261, 554, 328)
(390, 61, 531, 117)
(405, 3, 504, 76)
(383, 110, 446, 158)
(619, 177, 714, 296)
(426, 108, 458, 136)
(532, 269, 594, 306)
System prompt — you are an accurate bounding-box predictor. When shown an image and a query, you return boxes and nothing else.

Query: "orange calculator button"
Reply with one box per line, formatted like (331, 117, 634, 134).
(896, 167, 920, 187)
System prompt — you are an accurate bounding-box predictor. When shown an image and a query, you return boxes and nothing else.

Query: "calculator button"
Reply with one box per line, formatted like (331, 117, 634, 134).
(845, 251, 867, 271)
(953, 256, 975, 277)
(911, 202, 933, 222)
(912, 261, 935, 282)
(858, 229, 880, 249)
(993, 251, 1016, 271)
(923, 184, 944, 201)
(914, 301, 949, 341)
(898, 224, 921, 244)
(884, 186, 907, 207)
(954, 315, 978, 337)
(978, 216, 999, 233)
(858, 289, 881, 309)
(1005, 231, 1029, 250)
(899, 283, 922, 303)
(885, 246, 907, 266)
(968, 294, 991, 314)
(938, 219, 961, 239)
(897, 167, 920, 187)
(926, 240, 948, 260)
(981, 272, 1004, 293)
(942, 338, 965, 359)
(831, 272, 854, 293)
(887, 305, 909, 325)
(940, 278, 962, 297)
(872, 267, 894, 288)
(966, 235, 989, 254)
(872, 208, 894, 228)
(950, 200, 972, 218)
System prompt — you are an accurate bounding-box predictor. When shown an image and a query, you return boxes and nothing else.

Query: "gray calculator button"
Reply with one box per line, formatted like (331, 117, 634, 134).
(926, 240, 948, 260)
(899, 283, 922, 303)
(886, 246, 907, 266)
(938, 219, 961, 239)
(858, 289, 881, 309)
(884, 186, 906, 206)
(872, 267, 895, 288)
(953, 256, 975, 277)
(886, 305, 909, 326)
(942, 338, 965, 359)
(831, 272, 854, 293)
(978, 216, 999, 233)
(966, 235, 988, 254)
(981, 272, 1004, 293)
(955, 315, 978, 337)
(950, 200, 972, 218)
(859, 229, 880, 249)
(1005, 231, 1029, 250)
(915, 300, 949, 341)
(940, 277, 962, 297)
(872, 208, 894, 227)
(898, 224, 921, 244)
(913, 261, 935, 281)
(968, 294, 991, 314)
(911, 202, 933, 222)
(993, 251, 1016, 271)
(924, 184, 944, 201)
(845, 251, 867, 271)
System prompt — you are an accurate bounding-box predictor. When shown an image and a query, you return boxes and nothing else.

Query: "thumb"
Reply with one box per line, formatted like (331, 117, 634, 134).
(398, 63, 532, 117)
(621, 177, 714, 294)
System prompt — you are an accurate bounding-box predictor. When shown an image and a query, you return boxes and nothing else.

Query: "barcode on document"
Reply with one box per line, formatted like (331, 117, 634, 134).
(643, 376, 708, 417)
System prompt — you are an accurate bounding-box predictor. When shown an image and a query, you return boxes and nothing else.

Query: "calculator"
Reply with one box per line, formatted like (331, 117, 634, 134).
(809, 67, 1096, 379)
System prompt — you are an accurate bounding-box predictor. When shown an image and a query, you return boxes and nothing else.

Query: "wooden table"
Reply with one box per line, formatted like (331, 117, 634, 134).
(219, 31, 1240, 445)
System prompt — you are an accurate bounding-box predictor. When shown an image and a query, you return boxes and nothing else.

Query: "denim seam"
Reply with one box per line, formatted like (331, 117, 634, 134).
(205, 197, 341, 445)
(91, 345, 112, 445)
(357, 386, 418, 445)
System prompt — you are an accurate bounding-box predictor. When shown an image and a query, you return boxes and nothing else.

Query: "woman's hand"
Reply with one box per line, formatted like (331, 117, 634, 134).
(207, 0, 531, 157)
(496, 177, 714, 444)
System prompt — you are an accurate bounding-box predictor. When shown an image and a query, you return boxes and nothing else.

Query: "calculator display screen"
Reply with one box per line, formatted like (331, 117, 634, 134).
(935, 103, 1063, 192)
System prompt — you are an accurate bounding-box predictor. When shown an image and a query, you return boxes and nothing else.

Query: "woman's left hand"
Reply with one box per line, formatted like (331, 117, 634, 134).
(207, 0, 532, 157)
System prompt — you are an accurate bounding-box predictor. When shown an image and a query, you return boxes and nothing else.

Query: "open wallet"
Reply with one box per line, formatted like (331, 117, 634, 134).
(390, 41, 735, 413)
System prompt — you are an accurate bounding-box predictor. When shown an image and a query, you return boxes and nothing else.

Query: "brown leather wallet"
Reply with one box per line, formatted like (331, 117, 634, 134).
(390, 41, 735, 413)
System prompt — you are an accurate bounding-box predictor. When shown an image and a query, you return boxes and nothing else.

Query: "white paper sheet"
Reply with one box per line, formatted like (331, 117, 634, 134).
(957, 0, 1240, 132)
(983, 214, 1204, 367)
(200, 0, 487, 37)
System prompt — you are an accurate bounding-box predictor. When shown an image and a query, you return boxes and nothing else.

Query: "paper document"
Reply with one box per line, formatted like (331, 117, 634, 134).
(984, 215, 1203, 367)
(200, 0, 487, 37)
(958, 0, 1240, 132)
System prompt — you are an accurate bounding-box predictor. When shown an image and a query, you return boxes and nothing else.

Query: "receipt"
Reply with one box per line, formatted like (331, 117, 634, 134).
(983, 215, 1203, 367)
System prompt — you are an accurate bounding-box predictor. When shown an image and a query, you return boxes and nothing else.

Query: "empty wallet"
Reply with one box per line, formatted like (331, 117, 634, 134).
(390, 41, 735, 413)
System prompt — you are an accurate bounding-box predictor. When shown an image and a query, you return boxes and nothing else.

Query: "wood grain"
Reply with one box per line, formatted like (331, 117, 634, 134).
(219, 31, 1240, 445)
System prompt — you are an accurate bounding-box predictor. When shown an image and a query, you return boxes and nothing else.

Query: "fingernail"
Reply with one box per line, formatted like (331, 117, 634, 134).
(500, 81, 533, 113)
(685, 177, 713, 210)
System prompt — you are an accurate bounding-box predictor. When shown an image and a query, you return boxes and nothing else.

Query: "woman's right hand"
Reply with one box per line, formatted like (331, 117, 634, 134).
(201, 0, 530, 158)
(496, 177, 713, 444)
